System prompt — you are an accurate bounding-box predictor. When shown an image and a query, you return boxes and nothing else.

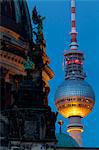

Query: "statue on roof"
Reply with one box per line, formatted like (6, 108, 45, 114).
(32, 7, 45, 44)
(32, 6, 45, 34)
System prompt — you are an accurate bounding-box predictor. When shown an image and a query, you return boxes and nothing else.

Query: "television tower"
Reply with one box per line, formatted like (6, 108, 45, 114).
(55, 0, 95, 146)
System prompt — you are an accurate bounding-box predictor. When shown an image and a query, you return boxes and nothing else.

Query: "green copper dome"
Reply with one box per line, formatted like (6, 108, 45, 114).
(56, 133, 79, 148)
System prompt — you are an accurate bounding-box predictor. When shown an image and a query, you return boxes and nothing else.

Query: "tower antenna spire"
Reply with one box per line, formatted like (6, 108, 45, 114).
(69, 0, 78, 50)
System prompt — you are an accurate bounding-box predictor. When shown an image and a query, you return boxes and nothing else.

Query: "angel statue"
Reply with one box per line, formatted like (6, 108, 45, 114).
(32, 7, 45, 44)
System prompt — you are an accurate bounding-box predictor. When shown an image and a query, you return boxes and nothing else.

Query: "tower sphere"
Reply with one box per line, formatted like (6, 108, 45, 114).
(55, 80, 95, 118)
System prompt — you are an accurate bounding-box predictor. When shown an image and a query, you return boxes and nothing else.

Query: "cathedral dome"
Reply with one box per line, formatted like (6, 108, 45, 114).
(0, 0, 33, 75)
(56, 133, 79, 147)
(0, 0, 32, 41)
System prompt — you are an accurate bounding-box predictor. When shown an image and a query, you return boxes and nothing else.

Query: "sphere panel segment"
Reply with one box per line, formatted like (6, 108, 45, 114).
(55, 80, 95, 101)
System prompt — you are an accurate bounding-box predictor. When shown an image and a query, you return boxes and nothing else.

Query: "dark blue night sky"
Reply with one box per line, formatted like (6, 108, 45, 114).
(27, 0, 99, 148)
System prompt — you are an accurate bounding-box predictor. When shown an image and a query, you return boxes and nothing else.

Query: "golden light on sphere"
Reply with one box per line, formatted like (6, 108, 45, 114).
(67, 128, 84, 133)
(55, 96, 95, 118)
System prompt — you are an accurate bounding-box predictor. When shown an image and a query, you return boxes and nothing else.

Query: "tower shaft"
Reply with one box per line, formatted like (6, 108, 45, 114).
(67, 0, 83, 145)
(67, 116, 83, 146)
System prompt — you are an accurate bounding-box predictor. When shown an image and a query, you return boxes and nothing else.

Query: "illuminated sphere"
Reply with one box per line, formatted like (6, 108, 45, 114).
(55, 80, 95, 118)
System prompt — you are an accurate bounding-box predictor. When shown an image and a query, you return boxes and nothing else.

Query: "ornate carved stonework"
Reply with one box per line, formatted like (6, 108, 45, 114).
(0, 3, 57, 150)
(0, 50, 26, 75)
